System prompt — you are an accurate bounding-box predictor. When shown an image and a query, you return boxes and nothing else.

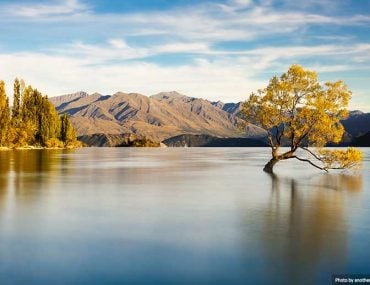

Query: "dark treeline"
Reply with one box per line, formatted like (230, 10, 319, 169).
(0, 78, 80, 148)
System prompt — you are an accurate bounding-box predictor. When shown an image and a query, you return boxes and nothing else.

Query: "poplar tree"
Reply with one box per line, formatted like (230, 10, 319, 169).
(60, 113, 77, 147)
(0, 78, 79, 148)
(0, 81, 11, 146)
(13, 78, 21, 121)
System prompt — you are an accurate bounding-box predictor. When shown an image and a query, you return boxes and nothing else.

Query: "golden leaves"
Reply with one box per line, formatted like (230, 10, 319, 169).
(241, 64, 362, 171)
(318, 148, 363, 170)
(241, 64, 352, 148)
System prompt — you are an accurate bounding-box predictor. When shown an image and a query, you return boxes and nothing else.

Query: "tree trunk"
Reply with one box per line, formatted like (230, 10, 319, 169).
(263, 158, 279, 173)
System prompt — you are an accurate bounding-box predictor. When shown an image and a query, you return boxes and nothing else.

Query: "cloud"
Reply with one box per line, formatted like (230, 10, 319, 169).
(62, 40, 149, 62)
(1, 0, 89, 18)
(51, 39, 370, 69)
(1, 42, 369, 110)
(157, 43, 210, 54)
(53, 40, 211, 63)
(0, 51, 265, 103)
(1, 0, 369, 42)
(0, 0, 368, 110)
(103, 2, 370, 41)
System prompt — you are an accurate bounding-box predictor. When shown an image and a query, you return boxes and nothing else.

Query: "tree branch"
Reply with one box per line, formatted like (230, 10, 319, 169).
(274, 125, 280, 146)
(278, 124, 285, 144)
(266, 131, 274, 149)
(300, 147, 324, 162)
(294, 120, 316, 149)
(292, 156, 328, 172)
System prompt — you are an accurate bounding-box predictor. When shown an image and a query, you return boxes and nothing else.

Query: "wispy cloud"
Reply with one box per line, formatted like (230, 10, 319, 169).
(51, 39, 370, 68)
(0, 0, 368, 110)
(105, 3, 370, 42)
(0, 51, 265, 103)
(1, 0, 369, 40)
(1, 0, 89, 18)
(1, 41, 369, 102)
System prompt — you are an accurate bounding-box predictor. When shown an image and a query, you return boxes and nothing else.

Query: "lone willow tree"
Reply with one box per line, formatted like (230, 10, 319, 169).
(241, 64, 363, 173)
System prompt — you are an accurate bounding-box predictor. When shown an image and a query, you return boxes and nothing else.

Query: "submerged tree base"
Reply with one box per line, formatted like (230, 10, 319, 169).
(263, 158, 279, 173)
(262, 147, 363, 174)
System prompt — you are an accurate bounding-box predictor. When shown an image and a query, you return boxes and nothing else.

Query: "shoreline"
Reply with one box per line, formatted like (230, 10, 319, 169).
(0, 146, 80, 151)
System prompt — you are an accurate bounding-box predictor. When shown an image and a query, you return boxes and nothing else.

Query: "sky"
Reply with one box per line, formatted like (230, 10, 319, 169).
(0, 0, 369, 110)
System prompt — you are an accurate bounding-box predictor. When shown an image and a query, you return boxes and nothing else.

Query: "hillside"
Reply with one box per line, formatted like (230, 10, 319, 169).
(351, 131, 370, 147)
(341, 111, 370, 137)
(50, 91, 266, 142)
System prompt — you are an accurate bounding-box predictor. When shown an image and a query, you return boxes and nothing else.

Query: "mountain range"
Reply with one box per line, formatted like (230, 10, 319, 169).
(49, 91, 266, 143)
(49, 91, 370, 147)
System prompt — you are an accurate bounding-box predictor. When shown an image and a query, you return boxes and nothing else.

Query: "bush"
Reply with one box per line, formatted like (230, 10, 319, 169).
(45, 138, 65, 148)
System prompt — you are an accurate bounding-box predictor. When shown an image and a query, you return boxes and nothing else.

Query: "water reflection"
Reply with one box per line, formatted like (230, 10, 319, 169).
(0, 150, 74, 205)
(0, 148, 368, 285)
(257, 173, 363, 285)
(0, 151, 11, 206)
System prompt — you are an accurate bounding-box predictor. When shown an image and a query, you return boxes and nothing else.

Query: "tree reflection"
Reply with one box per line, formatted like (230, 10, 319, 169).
(259, 172, 362, 285)
(0, 150, 74, 206)
(0, 151, 11, 206)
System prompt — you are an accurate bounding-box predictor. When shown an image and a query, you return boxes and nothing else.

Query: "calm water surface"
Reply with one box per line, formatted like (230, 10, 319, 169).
(0, 148, 369, 285)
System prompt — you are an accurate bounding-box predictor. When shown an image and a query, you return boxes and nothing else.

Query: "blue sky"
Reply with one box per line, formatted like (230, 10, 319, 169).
(0, 0, 369, 110)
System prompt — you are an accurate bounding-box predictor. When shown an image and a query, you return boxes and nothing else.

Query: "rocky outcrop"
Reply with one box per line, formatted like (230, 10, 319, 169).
(162, 134, 267, 147)
(78, 133, 160, 147)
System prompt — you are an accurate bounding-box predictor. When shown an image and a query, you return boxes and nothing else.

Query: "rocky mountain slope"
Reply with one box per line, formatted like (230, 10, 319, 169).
(49, 91, 266, 142)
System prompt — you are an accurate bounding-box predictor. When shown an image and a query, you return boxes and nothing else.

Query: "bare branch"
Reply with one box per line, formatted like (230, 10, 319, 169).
(292, 156, 328, 172)
(277, 124, 285, 145)
(300, 147, 324, 162)
(274, 126, 279, 146)
(266, 131, 274, 149)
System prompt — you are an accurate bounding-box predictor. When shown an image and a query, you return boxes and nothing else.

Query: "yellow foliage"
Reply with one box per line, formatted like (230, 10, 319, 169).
(318, 148, 363, 170)
(242, 64, 351, 148)
(65, 140, 83, 149)
(45, 138, 65, 148)
(241, 64, 362, 171)
(10, 121, 37, 147)
(0, 79, 80, 149)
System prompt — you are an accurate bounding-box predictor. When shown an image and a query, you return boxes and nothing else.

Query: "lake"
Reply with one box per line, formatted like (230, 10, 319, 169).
(0, 148, 369, 285)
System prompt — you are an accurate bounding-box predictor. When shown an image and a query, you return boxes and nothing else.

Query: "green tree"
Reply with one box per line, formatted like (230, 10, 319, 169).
(241, 64, 363, 173)
(20, 85, 69, 147)
(60, 113, 78, 147)
(21, 87, 41, 145)
(0, 81, 11, 147)
(0, 78, 78, 148)
(13, 78, 21, 121)
(39, 96, 62, 146)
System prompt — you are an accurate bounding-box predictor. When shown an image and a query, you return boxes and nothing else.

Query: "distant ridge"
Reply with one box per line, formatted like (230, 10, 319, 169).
(49, 91, 89, 106)
(49, 91, 370, 145)
(351, 131, 370, 147)
(341, 110, 370, 137)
